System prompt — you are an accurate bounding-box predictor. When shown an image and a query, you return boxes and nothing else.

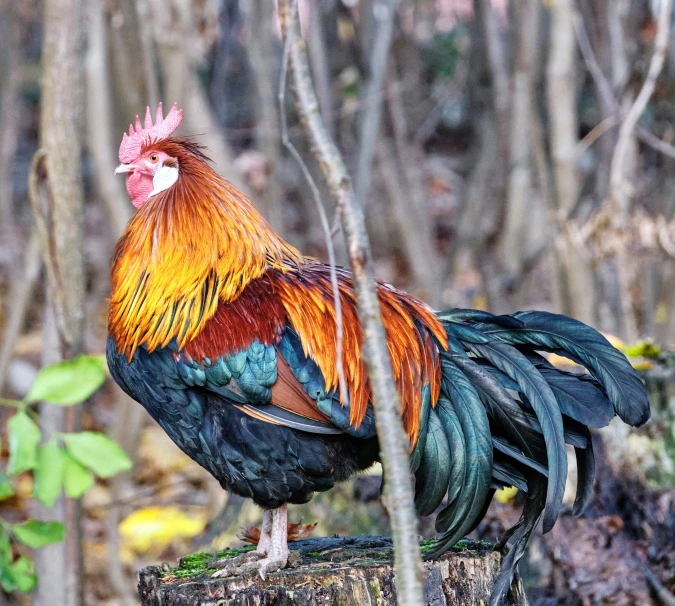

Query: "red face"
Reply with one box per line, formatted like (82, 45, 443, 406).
(116, 149, 176, 208)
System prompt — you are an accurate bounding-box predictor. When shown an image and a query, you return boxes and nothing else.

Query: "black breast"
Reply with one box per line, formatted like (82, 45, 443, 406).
(106, 336, 379, 508)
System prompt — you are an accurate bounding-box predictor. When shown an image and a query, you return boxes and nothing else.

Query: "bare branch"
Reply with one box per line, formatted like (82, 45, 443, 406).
(307, 0, 334, 137)
(0, 2, 21, 257)
(610, 0, 673, 216)
(278, 18, 348, 404)
(247, 0, 284, 232)
(636, 124, 675, 161)
(0, 231, 41, 395)
(85, 0, 132, 237)
(574, 7, 675, 164)
(354, 0, 402, 206)
(278, 2, 423, 604)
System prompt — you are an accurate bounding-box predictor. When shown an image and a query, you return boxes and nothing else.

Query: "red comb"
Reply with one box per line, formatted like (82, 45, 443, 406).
(118, 102, 183, 163)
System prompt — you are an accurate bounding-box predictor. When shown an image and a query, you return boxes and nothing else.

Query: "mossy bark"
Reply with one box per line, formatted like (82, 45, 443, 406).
(138, 536, 528, 606)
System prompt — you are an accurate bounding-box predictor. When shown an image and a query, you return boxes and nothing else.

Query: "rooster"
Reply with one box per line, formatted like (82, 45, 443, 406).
(107, 103, 649, 598)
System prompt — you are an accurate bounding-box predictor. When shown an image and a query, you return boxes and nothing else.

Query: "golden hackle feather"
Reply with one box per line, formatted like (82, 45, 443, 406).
(109, 138, 447, 444)
(109, 139, 302, 359)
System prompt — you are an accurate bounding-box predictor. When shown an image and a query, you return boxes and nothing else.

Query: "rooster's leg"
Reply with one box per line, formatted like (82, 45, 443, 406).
(256, 509, 273, 555)
(211, 505, 289, 579)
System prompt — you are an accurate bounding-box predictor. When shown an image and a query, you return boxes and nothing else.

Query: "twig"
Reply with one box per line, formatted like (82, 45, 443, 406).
(307, 0, 334, 137)
(577, 115, 620, 154)
(573, 11, 616, 111)
(0, 3, 21, 259)
(85, 0, 132, 238)
(636, 125, 675, 161)
(248, 0, 284, 232)
(28, 151, 72, 354)
(645, 567, 675, 606)
(278, 4, 348, 404)
(574, 8, 675, 163)
(0, 230, 41, 395)
(278, 2, 423, 604)
(354, 0, 402, 206)
(385, 70, 442, 305)
(609, 0, 673, 216)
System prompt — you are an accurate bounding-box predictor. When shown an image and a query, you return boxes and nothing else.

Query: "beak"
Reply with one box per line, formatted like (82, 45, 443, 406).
(114, 163, 135, 175)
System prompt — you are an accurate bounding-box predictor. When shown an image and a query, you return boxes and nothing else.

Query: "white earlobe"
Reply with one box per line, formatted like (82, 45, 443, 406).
(148, 165, 179, 199)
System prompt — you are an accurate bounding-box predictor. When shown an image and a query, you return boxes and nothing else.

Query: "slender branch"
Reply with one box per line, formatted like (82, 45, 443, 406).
(0, 230, 41, 395)
(573, 10, 616, 110)
(574, 7, 675, 163)
(609, 0, 673, 216)
(577, 114, 620, 154)
(636, 125, 675, 161)
(307, 0, 334, 136)
(646, 567, 675, 606)
(0, 1, 21, 258)
(85, 0, 132, 238)
(278, 22, 348, 405)
(248, 0, 284, 232)
(354, 0, 402, 206)
(278, 2, 423, 604)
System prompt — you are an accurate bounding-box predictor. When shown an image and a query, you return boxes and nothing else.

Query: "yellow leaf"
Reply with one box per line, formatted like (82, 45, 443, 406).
(119, 506, 206, 555)
(545, 353, 580, 369)
(494, 486, 518, 504)
(472, 295, 488, 312)
(630, 360, 653, 371)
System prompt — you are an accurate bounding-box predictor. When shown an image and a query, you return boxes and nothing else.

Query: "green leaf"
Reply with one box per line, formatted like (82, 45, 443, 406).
(0, 562, 16, 593)
(25, 355, 107, 406)
(62, 432, 132, 478)
(0, 473, 15, 500)
(7, 412, 41, 476)
(62, 452, 94, 498)
(0, 533, 10, 566)
(10, 556, 37, 592)
(12, 520, 65, 548)
(0, 554, 37, 593)
(33, 440, 64, 508)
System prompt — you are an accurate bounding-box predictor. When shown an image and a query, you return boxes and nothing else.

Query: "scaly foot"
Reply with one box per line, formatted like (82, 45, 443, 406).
(210, 504, 290, 580)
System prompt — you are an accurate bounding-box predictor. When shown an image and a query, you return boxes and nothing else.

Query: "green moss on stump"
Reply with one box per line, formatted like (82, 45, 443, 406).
(161, 536, 492, 581)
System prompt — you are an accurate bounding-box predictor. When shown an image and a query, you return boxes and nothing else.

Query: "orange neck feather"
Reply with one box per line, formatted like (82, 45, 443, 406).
(109, 139, 302, 358)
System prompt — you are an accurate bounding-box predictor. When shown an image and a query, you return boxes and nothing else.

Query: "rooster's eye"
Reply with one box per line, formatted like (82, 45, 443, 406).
(149, 154, 159, 162)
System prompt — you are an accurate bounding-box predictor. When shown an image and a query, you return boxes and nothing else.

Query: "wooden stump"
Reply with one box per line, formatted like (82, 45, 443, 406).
(138, 536, 528, 605)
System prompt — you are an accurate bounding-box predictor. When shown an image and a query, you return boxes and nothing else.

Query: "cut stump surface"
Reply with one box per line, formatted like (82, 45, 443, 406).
(138, 536, 528, 605)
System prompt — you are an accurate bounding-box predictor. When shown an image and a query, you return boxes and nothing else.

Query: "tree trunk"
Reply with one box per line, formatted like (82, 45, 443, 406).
(500, 0, 540, 287)
(31, 0, 86, 600)
(247, 0, 284, 232)
(545, 0, 595, 324)
(137, 537, 528, 606)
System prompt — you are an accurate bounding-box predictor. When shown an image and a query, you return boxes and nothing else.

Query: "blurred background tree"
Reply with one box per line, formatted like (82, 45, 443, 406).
(1, 0, 675, 604)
